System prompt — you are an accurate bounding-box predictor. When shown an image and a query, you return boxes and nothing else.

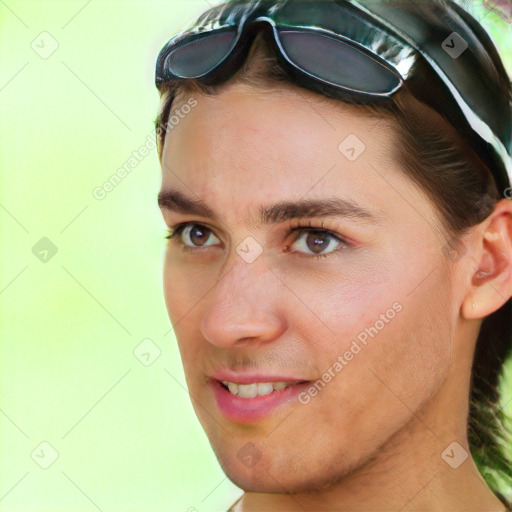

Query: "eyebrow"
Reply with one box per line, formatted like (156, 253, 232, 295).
(158, 188, 379, 225)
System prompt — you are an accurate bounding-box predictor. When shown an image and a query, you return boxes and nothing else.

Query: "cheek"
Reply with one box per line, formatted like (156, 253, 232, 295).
(162, 255, 205, 370)
(162, 250, 214, 324)
(294, 291, 453, 469)
(284, 257, 453, 414)
(271, 254, 399, 335)
(332, 274, 453, 416)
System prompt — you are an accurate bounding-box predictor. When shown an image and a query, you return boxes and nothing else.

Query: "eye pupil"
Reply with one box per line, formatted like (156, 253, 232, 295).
(306, 232, 330, 254)
(190, 224, 209, 246)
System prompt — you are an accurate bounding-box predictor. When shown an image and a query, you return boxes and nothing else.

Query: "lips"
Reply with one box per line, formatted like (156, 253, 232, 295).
(208, 374, 311, 423)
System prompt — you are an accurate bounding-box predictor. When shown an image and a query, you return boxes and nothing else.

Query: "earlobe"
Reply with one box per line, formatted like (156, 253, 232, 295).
(461, 198, 512, 320)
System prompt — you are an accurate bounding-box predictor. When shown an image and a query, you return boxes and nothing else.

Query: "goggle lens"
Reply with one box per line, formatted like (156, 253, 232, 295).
(163, 30, 237, 78)
(279, 30, 401, 93)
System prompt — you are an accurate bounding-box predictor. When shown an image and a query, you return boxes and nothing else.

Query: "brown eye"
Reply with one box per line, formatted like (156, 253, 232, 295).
(188, 224, 210, 246)
(304, 231, 332, 254)
(290, 229, 349, 258)
(170, 223, 221, 248)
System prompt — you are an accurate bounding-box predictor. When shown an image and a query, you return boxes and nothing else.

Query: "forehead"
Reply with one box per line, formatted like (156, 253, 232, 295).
(159, 83, 421, 227)
(164, 84, 391, 158)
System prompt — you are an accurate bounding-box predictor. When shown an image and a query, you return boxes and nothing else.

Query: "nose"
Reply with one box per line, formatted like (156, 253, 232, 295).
(199, 253, 286, 349)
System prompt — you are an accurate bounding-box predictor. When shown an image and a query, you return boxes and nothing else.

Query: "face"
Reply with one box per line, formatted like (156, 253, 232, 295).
(159, 82, 459, 493)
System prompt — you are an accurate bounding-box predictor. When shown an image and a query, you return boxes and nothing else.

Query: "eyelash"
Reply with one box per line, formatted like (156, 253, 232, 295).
(164, 220, 352, 260)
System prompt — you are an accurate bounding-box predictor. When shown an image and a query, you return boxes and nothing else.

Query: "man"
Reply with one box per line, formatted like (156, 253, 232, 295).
(155, 1, 512, 510)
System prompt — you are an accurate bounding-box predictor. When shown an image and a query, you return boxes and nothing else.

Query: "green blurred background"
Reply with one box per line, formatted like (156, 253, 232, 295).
(0, 1, 510, 511)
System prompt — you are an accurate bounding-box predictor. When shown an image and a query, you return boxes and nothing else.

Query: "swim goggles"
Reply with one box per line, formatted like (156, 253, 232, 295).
(155, 0, 512, 192)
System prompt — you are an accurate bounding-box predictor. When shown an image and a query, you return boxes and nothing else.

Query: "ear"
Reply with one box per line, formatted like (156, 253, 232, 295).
(461, 198, 512, 320)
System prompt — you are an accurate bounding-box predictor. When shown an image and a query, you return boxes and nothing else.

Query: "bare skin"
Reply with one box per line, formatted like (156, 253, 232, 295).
(158, 81, 512, 511)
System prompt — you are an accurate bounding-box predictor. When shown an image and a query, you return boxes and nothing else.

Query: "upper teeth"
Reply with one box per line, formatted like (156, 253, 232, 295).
(222, 381, 293, 398)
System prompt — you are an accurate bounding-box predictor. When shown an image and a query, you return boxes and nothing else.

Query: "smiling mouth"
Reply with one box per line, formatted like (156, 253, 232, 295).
(210, 377, 313, 422)
(219, 380, 309, 398)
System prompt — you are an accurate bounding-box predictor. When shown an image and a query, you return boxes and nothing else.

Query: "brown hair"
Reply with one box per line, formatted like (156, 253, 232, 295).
(154, 10, 512, 502)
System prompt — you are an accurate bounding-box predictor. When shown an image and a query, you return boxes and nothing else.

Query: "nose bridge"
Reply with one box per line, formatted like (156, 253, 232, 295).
(209, 250, 270, 319)
(242, 12, 278, 41)
(199, 251, 285, 347)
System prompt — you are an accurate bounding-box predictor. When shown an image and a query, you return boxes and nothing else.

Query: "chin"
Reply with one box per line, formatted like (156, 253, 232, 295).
(210, 439, 356, 495)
